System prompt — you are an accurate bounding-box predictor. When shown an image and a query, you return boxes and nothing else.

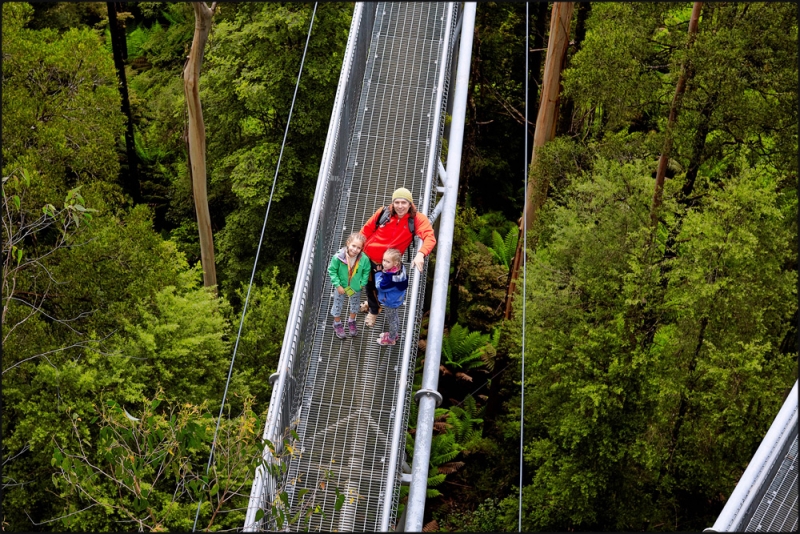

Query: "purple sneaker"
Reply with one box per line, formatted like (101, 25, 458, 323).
(347, 318, 358, 337)
(333, 320, 346, 339)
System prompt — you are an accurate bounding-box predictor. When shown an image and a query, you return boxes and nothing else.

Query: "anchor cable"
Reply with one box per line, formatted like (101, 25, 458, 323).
(519, 3, 529, 531)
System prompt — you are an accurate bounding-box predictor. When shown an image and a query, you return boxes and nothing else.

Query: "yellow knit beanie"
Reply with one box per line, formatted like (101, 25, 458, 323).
(392, 187, 414, 203)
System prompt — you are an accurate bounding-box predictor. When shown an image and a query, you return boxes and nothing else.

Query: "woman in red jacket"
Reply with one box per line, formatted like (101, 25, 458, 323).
(359, 187, 436, 327)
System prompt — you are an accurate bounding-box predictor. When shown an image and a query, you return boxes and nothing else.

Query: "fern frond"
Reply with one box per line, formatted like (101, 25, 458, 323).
(504, 227, 519, 266)
(430, 448, 460, 465)
(489, 230, 507, 267)
(422, 519, 439, 532)
(480, 343, 496, 371)
(126, 26, 149, 59)
(427, 473, 447, 486)
(433, 421, 450, 433)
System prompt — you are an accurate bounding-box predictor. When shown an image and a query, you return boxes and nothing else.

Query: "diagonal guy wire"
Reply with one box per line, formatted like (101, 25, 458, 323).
(192, 3, 319, 531)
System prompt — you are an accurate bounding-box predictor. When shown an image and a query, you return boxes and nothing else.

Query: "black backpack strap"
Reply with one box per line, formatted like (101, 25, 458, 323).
(406, 214, 416, 261)
(375, 206, 391, 230)
(376, 206, 417, 261)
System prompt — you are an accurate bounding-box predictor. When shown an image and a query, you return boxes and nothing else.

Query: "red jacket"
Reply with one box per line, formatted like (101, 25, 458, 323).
(360, 207, 436, 264)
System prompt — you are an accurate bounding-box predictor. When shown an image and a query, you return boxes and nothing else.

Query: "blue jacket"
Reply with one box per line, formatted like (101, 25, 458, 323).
(375, 265, 409, 309)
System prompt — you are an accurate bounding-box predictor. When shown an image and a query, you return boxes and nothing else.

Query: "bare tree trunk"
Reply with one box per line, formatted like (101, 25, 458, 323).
(526, 1, 548, 140)
(504, 2, 574, 320)
(107, 2, 140, 203)
(556, 1, 591, 136)
(183, 2, 218, 290)
(650, 2, 703, 229)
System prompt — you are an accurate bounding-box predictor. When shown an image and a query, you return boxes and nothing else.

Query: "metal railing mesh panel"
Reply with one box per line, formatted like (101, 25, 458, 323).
(245, 4, 376, 531)
(744, 432, 798, 532)
(258, 3, 456, 531)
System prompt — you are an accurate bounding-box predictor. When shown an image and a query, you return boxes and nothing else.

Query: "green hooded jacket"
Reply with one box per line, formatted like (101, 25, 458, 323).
(328, 247, 371, 292)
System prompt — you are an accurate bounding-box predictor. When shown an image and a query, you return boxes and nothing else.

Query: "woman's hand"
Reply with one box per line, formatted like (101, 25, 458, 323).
(412, 252, 425, 272)
(337, 286, 346, 295)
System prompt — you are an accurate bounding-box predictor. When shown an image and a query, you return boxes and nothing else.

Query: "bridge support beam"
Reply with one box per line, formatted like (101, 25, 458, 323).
(403, 3, 477, 532)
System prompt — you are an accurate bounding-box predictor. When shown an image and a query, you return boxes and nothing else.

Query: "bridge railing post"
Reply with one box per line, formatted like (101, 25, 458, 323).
(403, 3, 477, 532)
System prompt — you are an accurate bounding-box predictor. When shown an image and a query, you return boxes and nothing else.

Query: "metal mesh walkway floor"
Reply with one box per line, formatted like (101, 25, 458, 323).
(279, 3, 453, 531)
(744, 431, 798, 532)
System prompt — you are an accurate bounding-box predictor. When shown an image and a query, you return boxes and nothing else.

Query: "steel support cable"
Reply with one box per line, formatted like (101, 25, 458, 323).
(191, 4, 318, 530)
(518, 3, 528, 531)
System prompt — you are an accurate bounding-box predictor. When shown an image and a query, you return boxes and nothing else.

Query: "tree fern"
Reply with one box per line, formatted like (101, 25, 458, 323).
(449, 395, 485, 450)
(480, 328, 501, 371)
(126, 25, 150, 59)
(429, 433, 460, 466)
(441, 323, 491, 375)
(488, 227, 518, 269)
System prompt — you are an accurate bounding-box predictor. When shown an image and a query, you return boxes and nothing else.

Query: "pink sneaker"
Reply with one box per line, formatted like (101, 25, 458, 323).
(347, 318, 358, 337)
(375, 332, 397, 346)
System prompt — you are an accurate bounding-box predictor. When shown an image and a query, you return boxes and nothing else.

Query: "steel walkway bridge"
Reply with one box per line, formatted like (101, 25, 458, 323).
(245, 3, 476, 531)
(706, 380, 798, 533)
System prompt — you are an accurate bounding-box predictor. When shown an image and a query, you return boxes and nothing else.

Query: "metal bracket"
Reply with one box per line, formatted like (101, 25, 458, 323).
(268, 372, 281, 385)
(414, 388, 443, 407)
(429, 199, 445, 225)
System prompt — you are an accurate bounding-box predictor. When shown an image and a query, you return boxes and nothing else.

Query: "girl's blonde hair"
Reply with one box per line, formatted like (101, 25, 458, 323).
(346, 232, 366, 248)
(383, 248, 402, 268)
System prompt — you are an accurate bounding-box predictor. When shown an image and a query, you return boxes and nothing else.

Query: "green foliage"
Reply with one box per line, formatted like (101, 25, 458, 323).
(488, 227, 518, 269)
(2, 3, 124, 192)
(500, 154, 796, 531)
(464, 3, 528, 218)
(442, 324, 491, 377)
(201, 2, 354, 290)
(444, 497, 503, 533)
(450, 207, 508, 331)
(2, 2, 797, 531)
(51, 393, 266, 531)
(232, 268, 293, 406)
(563, 2, 798, 172)
(447, 396, 485, 452)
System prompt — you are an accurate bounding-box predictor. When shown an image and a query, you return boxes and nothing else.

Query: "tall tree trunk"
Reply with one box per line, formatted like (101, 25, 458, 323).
(680, 99, 714, 202)
(556, 1, 591, 136)
(107, 2, 140, 203)
(183, 2, 218, 290)
(526, 1, 548, 140)
(504, 2, 574, 320)
(650, 2, 703, 229)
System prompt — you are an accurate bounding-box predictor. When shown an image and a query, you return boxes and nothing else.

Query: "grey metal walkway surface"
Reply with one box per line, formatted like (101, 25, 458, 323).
(743, 431, 798, 532)
(245, 3, 459, 531)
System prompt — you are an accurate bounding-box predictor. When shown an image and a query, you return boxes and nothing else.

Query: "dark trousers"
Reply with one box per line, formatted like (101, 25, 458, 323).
(366, 260, 382, 314)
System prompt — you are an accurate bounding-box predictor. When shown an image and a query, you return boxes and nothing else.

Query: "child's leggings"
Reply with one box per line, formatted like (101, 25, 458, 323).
(385, 306, 400, 340)
(331, 291, 360, 318)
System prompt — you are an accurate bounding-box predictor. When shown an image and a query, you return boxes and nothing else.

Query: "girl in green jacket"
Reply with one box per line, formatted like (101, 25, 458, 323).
(327, 232, 371, 338)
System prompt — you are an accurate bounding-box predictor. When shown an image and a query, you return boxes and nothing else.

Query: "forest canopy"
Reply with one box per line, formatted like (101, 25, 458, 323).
(2, 2, 796, 532)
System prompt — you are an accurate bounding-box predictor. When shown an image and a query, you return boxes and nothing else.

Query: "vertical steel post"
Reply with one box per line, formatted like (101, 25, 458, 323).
(403, 4, 476, 531)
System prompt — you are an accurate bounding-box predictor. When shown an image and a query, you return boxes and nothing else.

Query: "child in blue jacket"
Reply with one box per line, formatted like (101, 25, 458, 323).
(328, 233, 371, 338)
(374, 248, 408, 346)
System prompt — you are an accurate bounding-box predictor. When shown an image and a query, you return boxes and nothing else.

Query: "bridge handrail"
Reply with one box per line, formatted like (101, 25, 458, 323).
(244, 4, 376, 529)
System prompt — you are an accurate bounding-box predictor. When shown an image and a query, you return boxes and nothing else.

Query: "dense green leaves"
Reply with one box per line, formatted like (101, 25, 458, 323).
(497, 154, 796, 531)
(2, 2, 796, 532)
